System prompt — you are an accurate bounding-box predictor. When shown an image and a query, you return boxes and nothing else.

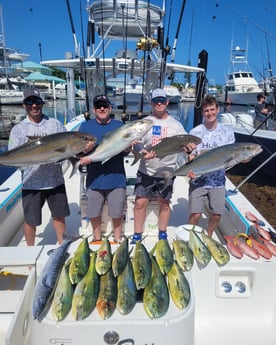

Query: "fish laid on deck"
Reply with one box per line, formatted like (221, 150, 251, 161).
(32, 238, 76, 320)
(0, 131, 96, 167)
(71, 251, 100, 321)
(163, 142, 263, 179)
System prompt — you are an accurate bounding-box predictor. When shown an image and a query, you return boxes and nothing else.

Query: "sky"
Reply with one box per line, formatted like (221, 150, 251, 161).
(1, 0, 276, 85)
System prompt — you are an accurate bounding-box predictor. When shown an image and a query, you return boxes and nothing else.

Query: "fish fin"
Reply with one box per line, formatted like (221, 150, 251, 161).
(26, 135, 42, 141)
(131, 150, 142, 166)
(101, 157, 111, 164)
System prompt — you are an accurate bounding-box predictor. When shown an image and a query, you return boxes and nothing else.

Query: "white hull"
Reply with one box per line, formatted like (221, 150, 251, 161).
(219, 112, 276, 177)
(0, 90, 24, 105)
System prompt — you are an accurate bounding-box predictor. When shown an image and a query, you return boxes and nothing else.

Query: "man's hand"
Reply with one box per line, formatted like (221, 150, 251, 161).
(80, 156, 92, 165)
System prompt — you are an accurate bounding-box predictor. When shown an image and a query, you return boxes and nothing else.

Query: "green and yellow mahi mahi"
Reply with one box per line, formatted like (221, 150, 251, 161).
(201, 231, 230, 266)
(132, 240, 152, 290)
(51, 258, 74, 322)
(155, 239, 174, 275)
(71, 251, 100, 320)
(167, 261, 191, 310)
(143, 254, 169, 319)
(116, 259, 137, 315)
(189, 227, 211, 266)
(95, 235, 112, 275)
(69, 237, 91, 285)
(96, 269, 117, 320)
(172, 239, 194, 271)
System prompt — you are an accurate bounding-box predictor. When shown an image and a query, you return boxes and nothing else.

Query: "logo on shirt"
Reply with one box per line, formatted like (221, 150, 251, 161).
(151, 125, 168, 146)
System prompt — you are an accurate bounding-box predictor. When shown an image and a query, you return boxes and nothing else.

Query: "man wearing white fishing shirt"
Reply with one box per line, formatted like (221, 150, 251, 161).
(8, 87, 70, 246)
(188, 95, 235, 237)
(132, 88, 196, 243)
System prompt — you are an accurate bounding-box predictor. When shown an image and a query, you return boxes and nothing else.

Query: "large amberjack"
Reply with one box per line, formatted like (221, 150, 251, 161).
(163, 142, 263, 179)
(0, 131, 96, 167)
(84, 119, 153, 164)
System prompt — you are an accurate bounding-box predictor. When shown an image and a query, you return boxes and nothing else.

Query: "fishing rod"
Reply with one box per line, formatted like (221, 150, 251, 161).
(65, 0, 80, 58)
(169, 0, 187, 83)
(79, 0, 90, 116)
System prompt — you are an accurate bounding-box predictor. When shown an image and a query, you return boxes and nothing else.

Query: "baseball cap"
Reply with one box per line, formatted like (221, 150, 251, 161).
(151, 88, 167, 100)
(23, 87, 43, 102)
(93, 95, 111, 107)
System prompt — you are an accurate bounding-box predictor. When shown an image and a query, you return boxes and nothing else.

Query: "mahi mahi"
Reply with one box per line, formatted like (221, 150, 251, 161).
(189, 227, 211, 266)
(167, 261, 191, 310)
(51, 258, 74, 322)
(71, 251, 100, 320)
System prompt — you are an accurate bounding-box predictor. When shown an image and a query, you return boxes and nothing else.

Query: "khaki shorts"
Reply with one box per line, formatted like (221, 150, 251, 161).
(189, 184, 225, 215)
(87, 188, 126, 219)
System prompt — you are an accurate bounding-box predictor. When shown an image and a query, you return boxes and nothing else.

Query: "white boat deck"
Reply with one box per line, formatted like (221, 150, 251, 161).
(1, 118, 276, 345)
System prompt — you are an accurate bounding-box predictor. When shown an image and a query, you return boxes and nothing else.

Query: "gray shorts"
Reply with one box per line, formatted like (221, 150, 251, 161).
(189, 184, 225, 215)
(87, 188, 126, 219)
(134, 171, 175, 200)
(22, 184, 70, 226)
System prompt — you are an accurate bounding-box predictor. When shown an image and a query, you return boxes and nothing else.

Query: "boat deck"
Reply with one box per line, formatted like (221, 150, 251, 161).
(1, 154, 276, 345)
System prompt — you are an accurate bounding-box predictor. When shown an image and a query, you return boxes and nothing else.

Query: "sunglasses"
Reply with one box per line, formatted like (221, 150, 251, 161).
(24, 99, 44, 105)
(152, 97, 167, 104)
(95, 104, 109, 109)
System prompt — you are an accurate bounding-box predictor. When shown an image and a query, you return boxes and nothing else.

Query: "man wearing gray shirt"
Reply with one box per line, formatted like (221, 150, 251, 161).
(8, 87, 70, 245)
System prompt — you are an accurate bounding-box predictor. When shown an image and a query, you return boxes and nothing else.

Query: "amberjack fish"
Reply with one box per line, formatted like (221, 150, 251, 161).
(1, 131, 96, 167)
(32, 238, 76, 320)
(76, 119, 153, 168)
(132, 134, 201, 165)
(163, 143, 263, 179)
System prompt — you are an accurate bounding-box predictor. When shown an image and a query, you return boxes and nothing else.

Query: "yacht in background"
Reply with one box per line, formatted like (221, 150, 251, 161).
(218, 45, 265, 106)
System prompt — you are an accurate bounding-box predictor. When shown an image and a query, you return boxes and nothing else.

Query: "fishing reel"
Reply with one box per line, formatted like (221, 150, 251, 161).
(136, 37, 159, 51)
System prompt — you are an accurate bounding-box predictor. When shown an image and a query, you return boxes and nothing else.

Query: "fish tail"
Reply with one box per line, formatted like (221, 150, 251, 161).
(69, 157, 81, 178)
(131, 150, 141, 166)
(160, 171, 172, 192)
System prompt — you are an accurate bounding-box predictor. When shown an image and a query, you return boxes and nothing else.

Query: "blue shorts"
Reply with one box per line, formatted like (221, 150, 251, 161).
(22, 184, 70, 226)
(87, 188, 126, 219)
(134, 171, 175, 200)
(189, 184, 225, 215)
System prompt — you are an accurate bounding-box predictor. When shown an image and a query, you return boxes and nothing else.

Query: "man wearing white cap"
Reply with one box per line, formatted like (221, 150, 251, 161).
(132, 88, 195, 242)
